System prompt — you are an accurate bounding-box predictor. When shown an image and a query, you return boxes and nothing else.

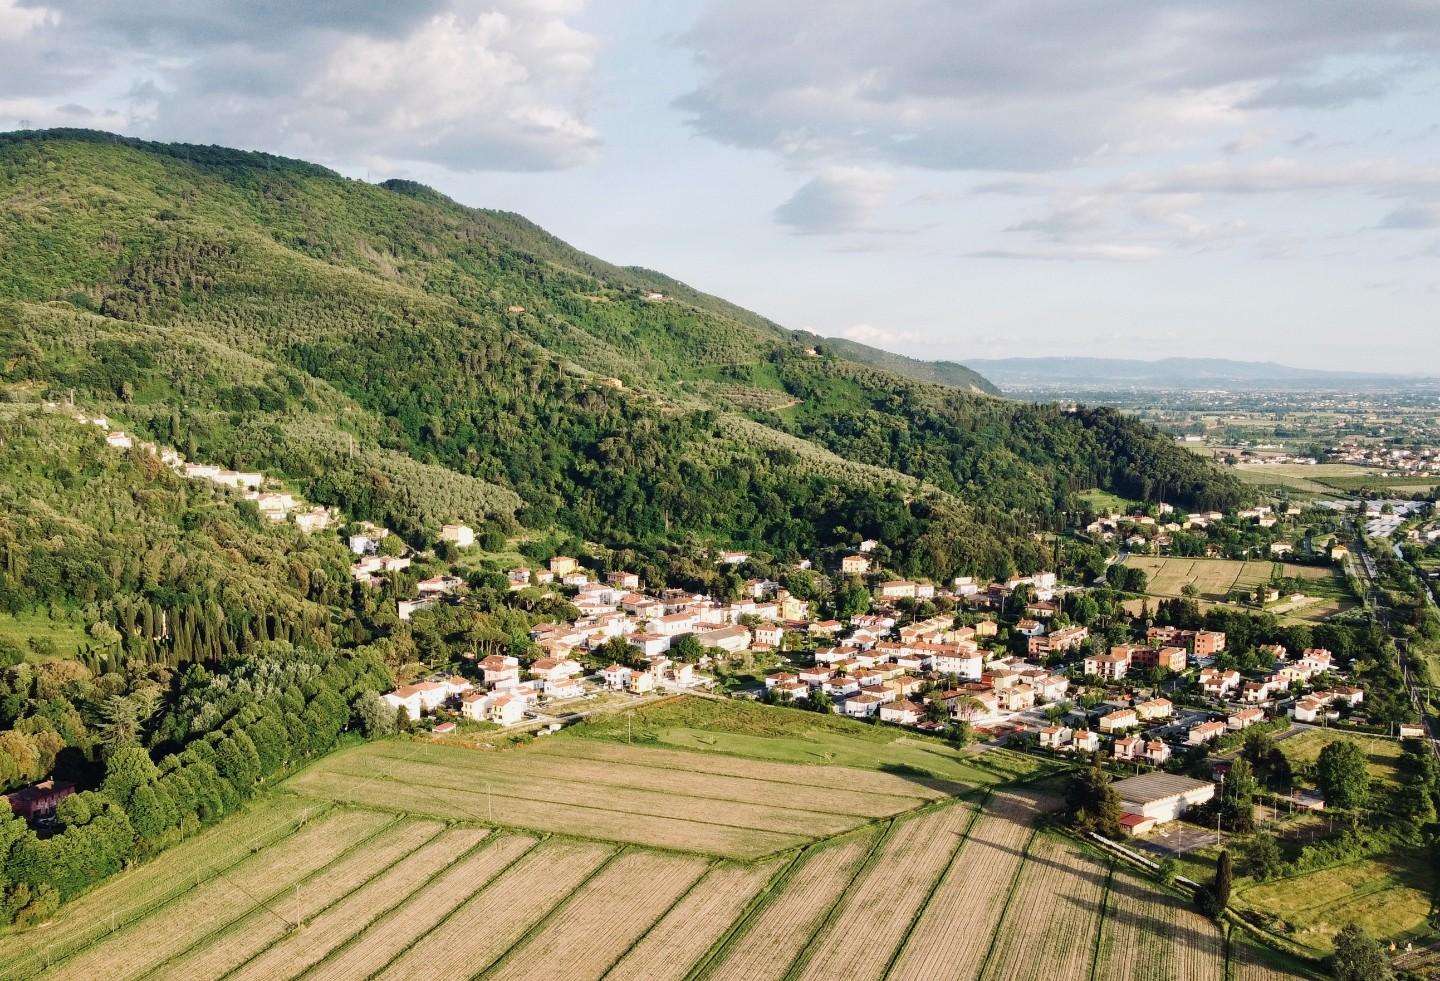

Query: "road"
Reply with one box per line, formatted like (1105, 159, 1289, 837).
(1350, 524, 1440, 754)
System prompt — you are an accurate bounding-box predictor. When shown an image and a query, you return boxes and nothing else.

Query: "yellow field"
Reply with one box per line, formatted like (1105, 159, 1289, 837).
(286, 738, 932, 859)
(981, 835, 1110, 981)
(1094, 871, 1224, 980)
(2, 736, 1310, 981)
(701, 829, 880, 981)
(795, 803, 975, 981)
(1232, 463, 1367, 494)
(887, 790, 1051, 979)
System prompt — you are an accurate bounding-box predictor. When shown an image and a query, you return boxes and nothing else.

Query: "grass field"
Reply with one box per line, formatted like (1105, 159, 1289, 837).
(562, 694, 1053, 791)
(1075, 488, 1137, 513)
(287, 737, 934, 859)
(1122, 556, 1354, 622)
(1276, 729, 1403, 786)
(1232, 463, 1368, 494)
(1237, 857, 1435, 954)
(0, 609, 93, 661)
(0, 704, 1313, 980)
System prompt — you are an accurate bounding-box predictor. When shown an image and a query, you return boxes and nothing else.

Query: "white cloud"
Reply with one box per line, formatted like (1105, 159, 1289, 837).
(1378, 203, 1440, 230)
(0, 0, 600, 172)
(677, 0, 1440, 173)
(773, 167, 893, 234)
(967, 244, 1163, 262)
(839, 323, 921, 345)
(1113, 158, 1440, 195)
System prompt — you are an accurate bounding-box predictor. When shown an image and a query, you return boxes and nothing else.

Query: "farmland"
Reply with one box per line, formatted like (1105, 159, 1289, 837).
(1121, 556, 1355, 622)
(1232, 463, 1368, 494)
(0, 733, 1311, 981)
(560, 694, 1053, 790)
(1276, 728, 1403, 786)
(1236, 855, 1435, 955)
(286, 737, 936, 858)
(1124, 556, 1330, 602)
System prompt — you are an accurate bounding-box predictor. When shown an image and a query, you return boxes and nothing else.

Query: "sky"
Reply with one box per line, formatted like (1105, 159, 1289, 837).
(4, 0, 1440, 373)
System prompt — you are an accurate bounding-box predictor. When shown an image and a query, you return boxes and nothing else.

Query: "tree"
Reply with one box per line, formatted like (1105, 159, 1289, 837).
(1245, 832, 1283, 881)
(670, 634, 704, 663)
(1213, 849, 1233, 908)
(1316, 740, 1370, 811)
(1328, 924, 1392, 981)
(354, 692, 398, 738)
(1196, 849, 1232, 918)
(1221, 757, 1258, 832)
(1066, 764, 1122, 837)
(805, 690, 834, 714)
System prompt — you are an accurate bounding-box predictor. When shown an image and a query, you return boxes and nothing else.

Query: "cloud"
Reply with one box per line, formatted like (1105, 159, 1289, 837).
(1111, 158, 1440, 195)
(1, 0, 600, 172)
(1378, 203, 1440, 229)
(677, 0, 1440, 172)
(966, 244, 1162, 262)
(839, 323, 921, 345)
(774, 167, 893, 234)
(1239, 72, 1398, 110)
(1004, 196, 1110, 240)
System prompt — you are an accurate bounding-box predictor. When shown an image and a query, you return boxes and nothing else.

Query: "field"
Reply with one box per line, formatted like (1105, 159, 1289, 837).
(562, 694, 1053, 790)
(1232, 463, 1368, 494)
(1094, 869, 1225, 980)
(1275, 728, 1403, 786)
(1237, 857, 1435, 954)
(286, 737, 938, 859)
(0, 702, 1311, 980)
(0, 609, 92, 662)
(1122, 556, 1354, 621)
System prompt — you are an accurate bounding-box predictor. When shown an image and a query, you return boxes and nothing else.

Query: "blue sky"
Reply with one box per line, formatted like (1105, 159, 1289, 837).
(4, 0, 1440, 373)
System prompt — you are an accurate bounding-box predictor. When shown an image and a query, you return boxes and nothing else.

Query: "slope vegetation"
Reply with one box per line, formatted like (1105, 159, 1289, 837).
(0, 130, 1244, 578)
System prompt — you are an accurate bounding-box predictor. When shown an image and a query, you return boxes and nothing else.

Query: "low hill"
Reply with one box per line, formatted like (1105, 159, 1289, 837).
(0, 130, 1244, 579)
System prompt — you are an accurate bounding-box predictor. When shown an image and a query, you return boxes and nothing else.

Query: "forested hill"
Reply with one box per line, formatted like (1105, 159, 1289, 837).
(0, 129, 1244, 580)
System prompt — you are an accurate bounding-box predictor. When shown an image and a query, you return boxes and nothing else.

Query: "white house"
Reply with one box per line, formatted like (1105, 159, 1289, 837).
(383, 681, 449, 719)
(440, 524, 475, 548)
(1113, 772, 1215, 828)
(694, 625, 751, 653)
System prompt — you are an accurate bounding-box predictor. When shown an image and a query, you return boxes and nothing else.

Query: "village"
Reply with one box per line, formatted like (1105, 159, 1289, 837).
(363, 521, 1392, 844)
(61, 404, 1411, 848)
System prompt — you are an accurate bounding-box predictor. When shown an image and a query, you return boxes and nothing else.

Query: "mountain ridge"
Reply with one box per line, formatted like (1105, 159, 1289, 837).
(0, 129, 1245, 580)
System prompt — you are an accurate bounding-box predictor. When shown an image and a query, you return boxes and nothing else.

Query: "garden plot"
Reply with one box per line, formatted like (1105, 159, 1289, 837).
(700, 829, 880, 981)
(604, 858, 787, 981)
(373, 839, 615, 981)
(887, 790, 1045, 980)
(1093, 870, 1224, 981)
(795, 802, 976, 981)
(486, 849, 710, 980)
(0, 795, 329, 979)
(223, 825, 494, 981)
(980, 834, 1109, 981)
(45, 807, 390, 981)
(148, 817, 446, 981)
(304, 832, 539, 981)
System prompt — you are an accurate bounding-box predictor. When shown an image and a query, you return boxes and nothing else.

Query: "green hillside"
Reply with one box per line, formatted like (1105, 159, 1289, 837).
(0, 129, 1244, 579)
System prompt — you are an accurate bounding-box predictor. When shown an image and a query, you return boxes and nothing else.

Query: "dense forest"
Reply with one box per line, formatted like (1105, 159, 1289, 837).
(0, 129, 1244, 585)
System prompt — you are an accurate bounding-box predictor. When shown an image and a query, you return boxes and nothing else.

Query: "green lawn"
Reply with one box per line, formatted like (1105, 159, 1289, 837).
(1074, 488, 1136, 513)
(1277, 729, 1403, 787)
(560, 696, 1055, 792)
(0, 610, 93, 661)
(1236, 853, 1435, 954)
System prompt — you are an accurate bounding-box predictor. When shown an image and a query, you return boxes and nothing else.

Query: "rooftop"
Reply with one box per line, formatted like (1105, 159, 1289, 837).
(1112, 772, 1213, 805)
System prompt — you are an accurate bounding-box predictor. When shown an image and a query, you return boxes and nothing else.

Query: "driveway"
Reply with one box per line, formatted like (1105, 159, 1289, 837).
(1137, 821, 1224, 857)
